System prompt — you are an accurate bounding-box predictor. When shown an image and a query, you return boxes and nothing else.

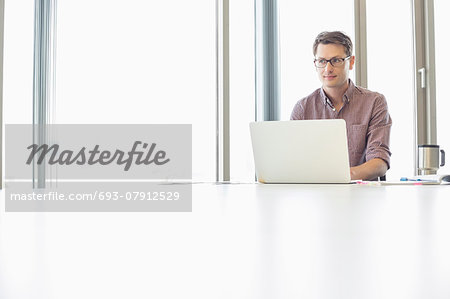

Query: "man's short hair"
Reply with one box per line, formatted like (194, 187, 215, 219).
(313, 31, 353, 57)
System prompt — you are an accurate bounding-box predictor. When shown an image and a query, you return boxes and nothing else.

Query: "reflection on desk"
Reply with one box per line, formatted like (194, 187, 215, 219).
(1, 184, 450, 299)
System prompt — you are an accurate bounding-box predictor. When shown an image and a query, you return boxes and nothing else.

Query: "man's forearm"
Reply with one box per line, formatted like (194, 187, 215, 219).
(350, 158, 388, 181)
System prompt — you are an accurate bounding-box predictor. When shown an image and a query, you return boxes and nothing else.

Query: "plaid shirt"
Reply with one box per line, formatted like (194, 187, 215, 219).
(290, 79, 392, 168)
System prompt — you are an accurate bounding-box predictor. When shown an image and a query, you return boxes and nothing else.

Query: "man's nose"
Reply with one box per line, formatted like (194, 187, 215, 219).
(324, 61, 334, 72)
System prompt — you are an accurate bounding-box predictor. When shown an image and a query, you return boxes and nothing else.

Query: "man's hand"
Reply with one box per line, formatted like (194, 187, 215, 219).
(350, 158, 388, 181)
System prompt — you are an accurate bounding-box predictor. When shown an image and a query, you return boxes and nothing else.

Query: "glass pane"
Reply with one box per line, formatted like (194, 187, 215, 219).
(230, 0, 255, 182)
(3, 0, 34, 124)
(279, 0, 354, 120)
(434, 0, 450, 175)
(367, 0, 414, 179)
(55, 0, 215, 180)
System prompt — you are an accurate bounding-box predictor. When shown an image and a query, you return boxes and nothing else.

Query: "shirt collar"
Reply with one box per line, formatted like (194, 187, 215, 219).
(320, 79, 355, 105)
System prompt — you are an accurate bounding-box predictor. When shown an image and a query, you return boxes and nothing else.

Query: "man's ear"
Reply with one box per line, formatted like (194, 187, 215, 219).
(349, 56, 356, 70)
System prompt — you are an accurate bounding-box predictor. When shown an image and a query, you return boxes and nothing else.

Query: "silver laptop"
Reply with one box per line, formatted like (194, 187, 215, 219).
(249, 119, 351, 183)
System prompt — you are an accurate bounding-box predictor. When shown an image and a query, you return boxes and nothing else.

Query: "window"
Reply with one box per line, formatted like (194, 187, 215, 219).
(434, 0, 450, 174)
(366, 0, 415, 179)
(279, 0, 354, 120)
(55, 1, 216, 180)
(3, 0, 34, 124)
(229, 0, 255, 181)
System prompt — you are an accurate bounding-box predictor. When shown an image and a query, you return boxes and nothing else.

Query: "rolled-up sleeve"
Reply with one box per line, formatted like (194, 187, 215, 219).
(365, 95, 392, 168)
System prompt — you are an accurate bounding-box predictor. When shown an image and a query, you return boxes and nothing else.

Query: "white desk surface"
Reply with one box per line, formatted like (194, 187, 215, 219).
(1, 183, 450, 299)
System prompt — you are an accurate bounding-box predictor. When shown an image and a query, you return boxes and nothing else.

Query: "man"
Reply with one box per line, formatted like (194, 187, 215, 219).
(290, 31, 392, 181)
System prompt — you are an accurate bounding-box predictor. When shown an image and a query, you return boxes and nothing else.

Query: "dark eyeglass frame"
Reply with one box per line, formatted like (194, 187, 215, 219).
(314, 56, 351, 68)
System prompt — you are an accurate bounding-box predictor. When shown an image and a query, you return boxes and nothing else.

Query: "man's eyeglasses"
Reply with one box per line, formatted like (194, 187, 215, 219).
(314, 56, 351, 68)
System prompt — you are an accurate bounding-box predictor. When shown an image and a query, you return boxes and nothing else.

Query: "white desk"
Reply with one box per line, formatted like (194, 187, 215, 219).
(1, 184, 450, 299)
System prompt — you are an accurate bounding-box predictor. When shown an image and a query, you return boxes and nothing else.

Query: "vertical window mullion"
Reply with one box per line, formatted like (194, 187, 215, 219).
(412, 0, 437, 174)
(255, 0, 280, 122)
(216, 0, 230, 182)
(33, 0, 57, 188)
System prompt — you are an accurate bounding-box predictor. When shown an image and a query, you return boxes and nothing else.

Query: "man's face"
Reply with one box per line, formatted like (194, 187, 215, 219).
(314, 43, 355, 90)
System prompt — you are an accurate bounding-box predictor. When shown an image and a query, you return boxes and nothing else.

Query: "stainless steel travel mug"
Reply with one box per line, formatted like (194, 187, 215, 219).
(418, 145, 445, 175)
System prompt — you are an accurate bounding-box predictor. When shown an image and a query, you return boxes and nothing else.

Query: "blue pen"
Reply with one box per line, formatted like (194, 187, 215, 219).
(400, 177, 434, 182)
(401, 177, 413, 181)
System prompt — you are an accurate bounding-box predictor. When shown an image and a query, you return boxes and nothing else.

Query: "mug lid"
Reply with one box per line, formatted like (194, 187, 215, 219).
(418, 144, 439, 148)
